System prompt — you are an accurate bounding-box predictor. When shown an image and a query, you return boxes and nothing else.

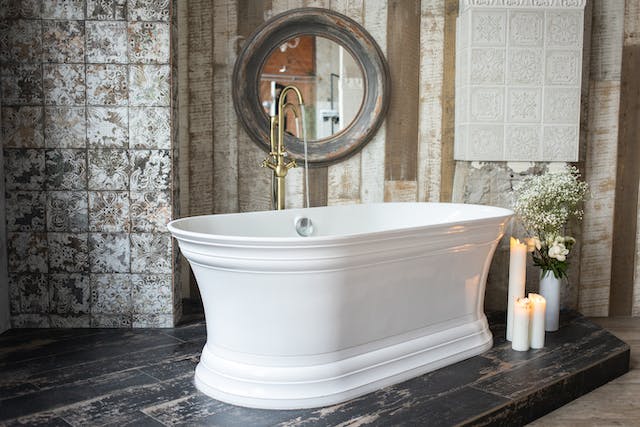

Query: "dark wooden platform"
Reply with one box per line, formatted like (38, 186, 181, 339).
(0, 312, 629, 426)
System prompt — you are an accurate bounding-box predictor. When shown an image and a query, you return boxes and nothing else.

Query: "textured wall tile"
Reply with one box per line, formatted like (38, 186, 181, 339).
(509, 11, 544, 47)
(50, 314, 90, 327)
(0, 0, 42, 19)
(0, 19, 42, 63)
(43, 64, 86, 105)
(44, 107, 86, 148)
(86, 21, 127, 63)
(86, 64, 128, 105)
(45, 149, 87, 190)
(42, 20, 85, 63)
(89, 233, 130, 272)
(129, 107, 170, 149)
(4, 148, 45, 190)
(87, 107, 128, 148)
(5, 191, 46, 232)
(87, 0, 127, 20)
(128, 22, 170, 64)
(132, 274, 171, 314)
(88, 191, 130, 232)
(128, 0, 169, 21)
(545, 50, 581, 85)
(130, 149, 170, 191)
(470, 49, 505, 84)
(544, 87, 580, 123)
(546, 10, 582, 47)
(11, 314, 50, 327)
(0, 63, 43, 105)
(467, 124, 504, 159)
(507, 88, 542, 122)
(1, 106, 44, 148)
(7, 233, 48, 273)
(50, 273, 90, 313)
(504, 125, 541, 160)
(90, 313, 131, 327)
(130, 191, 170, 232)
(469, 87, 504, 122)
(130, 233, 171, 273)
(88, 149, 130, 190)
(90, 273, 132, 313)
(42, 0, 85, 20)
(471, 10, 506, 46)
(46, 191, 88, 232)
(507, 49, 543, 85)
(128, 65, 170, 106)
(48, 233, 89, 272)
(132, 313, 173, 328)
(543, 125, 579, 161)
(9, 274, 48, 314)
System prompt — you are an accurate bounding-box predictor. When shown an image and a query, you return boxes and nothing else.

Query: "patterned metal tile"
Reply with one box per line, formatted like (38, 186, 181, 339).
(50, 314, 91, 327)
(0, 63, 43, 105)
(90, 273, 132, 313)
(5, 191, 46, 232)
(88, 191, 130, 232)
(48, 233, 89, 272)
(129, 191, 170, 232)
(45, 149, 88, 190)
(11, 314, 51, 328)
(87, 107, 128, 148)
(0, 0, 42, 19)
(130, 233, 171, 274)
(129, 149, 170, 191)
(50, 273, 91, 313)
(1, 106, 44, 148)
(44, 107, 86, 148)
(8, 273, 49, 314)
(128, 0, 169, 21)
(128, 107, 170, 149)
(42, 0, 85, 20)
(132, 274, 172, 314)
(42, 19, 85, 63)
(132, 313, 173, 328)
(128, 65, 170, 106)
(87, 0, 127, 20)
(46, 191, 89, 232)
(88, 149, 130, 190)
(4, 148, 45, 190)
(43, 64, 86, 106)
(86, 64, 128, 106)
(0, 19, 42, 63)
(89, 313, 132, 327)
(128, 22, 170, 64)
(86, 21, 127, 63)
(89, 233, 130, 272)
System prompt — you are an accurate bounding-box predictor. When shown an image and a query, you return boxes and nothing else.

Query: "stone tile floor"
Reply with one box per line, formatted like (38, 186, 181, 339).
(0, 312, 630, 426)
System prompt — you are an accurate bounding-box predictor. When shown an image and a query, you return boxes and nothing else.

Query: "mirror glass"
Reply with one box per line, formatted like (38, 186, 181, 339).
(259, 36, 364, 141)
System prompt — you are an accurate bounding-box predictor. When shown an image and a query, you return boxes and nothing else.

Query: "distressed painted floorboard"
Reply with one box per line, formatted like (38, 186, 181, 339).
(0, 313, 629, 426)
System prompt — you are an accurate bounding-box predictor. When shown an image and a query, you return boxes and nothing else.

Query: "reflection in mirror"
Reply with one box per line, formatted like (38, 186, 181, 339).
(259, 36, 364, 142)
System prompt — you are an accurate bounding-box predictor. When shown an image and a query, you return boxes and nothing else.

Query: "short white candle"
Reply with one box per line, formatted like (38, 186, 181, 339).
(507, 237, 527, 341)
(512, 297, 531, 352)
(528, 293, 546, 349)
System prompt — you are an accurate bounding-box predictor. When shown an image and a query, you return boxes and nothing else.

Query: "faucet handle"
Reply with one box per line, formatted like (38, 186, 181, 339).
(285, 158, 297, 170)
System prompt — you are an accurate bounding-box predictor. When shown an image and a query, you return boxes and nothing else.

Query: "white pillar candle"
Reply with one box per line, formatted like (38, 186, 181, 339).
(507, 237, 527, 341)
(512, 297, 531, 352)
(528, 293, 546, 349)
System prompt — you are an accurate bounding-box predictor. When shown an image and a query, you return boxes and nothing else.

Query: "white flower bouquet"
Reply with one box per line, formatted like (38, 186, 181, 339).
(512, 166, 589, 279)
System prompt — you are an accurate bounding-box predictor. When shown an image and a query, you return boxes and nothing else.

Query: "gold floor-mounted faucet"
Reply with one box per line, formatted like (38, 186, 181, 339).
(262, 85, 304, 210)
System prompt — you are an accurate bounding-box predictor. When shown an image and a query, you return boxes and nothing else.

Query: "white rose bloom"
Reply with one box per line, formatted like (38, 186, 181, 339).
(548, 242, 569, 262)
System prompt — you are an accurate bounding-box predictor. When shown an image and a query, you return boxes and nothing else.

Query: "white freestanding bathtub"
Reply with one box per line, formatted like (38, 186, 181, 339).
(168, 202, 512, 409)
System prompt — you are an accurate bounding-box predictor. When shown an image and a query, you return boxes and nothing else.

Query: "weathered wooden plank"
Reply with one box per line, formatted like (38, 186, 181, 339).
(360, 0, 387, 204)
(237, 0, 272, 212)
(579, 81, 621, 317)
(439, 0, 457, 202)
(417, 0, 445, 203)
(187, 0, 215, 216)
(327, 0, 363, 206)
(384, 180, 418, 203)
(212, 1, 239, 214)
(384, 0, 420, 184)
(589, 0, 625, 81)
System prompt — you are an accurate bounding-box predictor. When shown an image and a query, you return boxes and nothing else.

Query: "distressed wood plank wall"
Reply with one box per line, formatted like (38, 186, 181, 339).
(579, 0, 625, 317)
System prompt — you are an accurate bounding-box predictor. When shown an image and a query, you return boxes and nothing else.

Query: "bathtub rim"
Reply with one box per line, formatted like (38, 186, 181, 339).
(167, 202, 514, 246)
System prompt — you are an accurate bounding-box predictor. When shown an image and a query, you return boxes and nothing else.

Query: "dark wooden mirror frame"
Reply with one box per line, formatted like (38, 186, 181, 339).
(233, 8, 390, 167)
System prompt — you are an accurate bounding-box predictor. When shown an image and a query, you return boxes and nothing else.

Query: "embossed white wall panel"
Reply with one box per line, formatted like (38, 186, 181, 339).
(455, 0, 586, 161)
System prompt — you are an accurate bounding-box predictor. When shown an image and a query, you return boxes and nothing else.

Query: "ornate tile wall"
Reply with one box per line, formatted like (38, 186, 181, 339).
(454, 0, 586, 161)
(1, 0, 179, 328)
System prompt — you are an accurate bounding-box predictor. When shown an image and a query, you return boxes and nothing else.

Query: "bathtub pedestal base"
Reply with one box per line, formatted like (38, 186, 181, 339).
(194, 317, 493, 410)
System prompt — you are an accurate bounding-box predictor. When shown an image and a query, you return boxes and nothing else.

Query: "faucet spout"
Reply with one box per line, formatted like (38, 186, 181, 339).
(262, 85, 304, 210)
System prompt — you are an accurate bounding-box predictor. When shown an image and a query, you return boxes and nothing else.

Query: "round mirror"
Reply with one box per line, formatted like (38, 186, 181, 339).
(233, 8, 389, 167)
(259, 35, 365, 142)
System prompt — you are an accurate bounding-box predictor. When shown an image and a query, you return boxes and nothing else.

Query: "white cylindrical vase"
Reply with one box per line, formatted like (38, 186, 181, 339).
(539, 271, 561, 332)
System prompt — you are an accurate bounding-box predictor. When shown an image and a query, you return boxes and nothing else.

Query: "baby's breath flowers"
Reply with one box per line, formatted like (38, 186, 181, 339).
(513, 166, 588, 279)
